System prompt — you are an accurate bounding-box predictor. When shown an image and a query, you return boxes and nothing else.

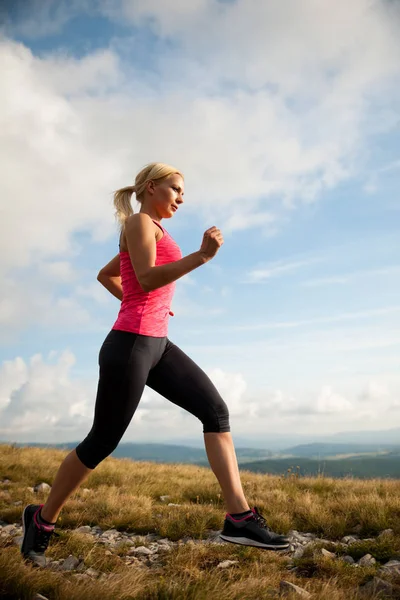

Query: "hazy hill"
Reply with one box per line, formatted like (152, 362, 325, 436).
(237, 455, 400, 479)
(280, 442, 399, 458)
(4, 441, 273, 465)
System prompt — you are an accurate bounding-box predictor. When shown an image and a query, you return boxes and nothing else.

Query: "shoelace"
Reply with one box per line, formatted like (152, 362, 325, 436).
(252, 507, 271, 531)
(34, 527, 59, 552)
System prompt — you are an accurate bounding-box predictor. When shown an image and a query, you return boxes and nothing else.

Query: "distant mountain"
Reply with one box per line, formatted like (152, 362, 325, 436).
(172, 428, 400, 450)
(280, 442, 399, 458)
(237, 455, 400, 479)
(3, 441, 272, 465)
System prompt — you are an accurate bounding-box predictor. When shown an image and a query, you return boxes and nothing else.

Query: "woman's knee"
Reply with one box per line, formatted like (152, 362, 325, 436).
(202, 398, 231, 433)
(75, 430, 121, 470)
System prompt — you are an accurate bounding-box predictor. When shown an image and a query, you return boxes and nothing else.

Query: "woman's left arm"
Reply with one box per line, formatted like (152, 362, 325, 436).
(97, 254, 123, 301)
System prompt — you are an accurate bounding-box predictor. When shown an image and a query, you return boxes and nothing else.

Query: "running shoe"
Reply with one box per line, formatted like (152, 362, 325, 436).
(220, 506, 290, 550)
(21, 504, 58, 567)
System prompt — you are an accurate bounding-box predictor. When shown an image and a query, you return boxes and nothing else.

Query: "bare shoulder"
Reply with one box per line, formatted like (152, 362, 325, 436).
(124, 213, 160, 244)
(125, 213, 153, 231)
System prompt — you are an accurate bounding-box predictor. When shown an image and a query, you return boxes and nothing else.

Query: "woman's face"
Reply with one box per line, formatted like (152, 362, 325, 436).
(148, 174, 185, 219)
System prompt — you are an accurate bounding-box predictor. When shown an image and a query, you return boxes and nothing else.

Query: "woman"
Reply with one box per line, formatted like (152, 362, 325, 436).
(21, 163, 289, 567)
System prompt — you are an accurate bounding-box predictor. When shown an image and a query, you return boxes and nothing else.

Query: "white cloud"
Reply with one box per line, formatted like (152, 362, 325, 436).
(247, 257, 321, 283)
(0, 351, 94, 441)
(1, 348, 399, 442)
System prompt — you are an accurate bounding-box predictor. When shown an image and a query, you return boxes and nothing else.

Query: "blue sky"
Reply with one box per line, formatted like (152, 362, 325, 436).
(1, 0, 399, 446)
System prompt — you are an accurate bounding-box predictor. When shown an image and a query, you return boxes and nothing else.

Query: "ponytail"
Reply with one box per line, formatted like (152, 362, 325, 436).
(113, 185, 135, 231)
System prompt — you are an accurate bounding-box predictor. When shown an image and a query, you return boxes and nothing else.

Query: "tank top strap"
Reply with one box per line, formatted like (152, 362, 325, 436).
(152, 220, 165, 233)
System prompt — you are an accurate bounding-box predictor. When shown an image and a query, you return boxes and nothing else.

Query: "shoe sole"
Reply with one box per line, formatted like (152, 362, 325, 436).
(219, 534, 290, 550)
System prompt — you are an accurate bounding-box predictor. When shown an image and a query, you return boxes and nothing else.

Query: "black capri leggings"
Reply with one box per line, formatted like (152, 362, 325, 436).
(75, 329, 230, 469)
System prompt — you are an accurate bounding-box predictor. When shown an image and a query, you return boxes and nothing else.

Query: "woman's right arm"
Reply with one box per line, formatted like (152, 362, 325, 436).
(125, 213, 222, 292)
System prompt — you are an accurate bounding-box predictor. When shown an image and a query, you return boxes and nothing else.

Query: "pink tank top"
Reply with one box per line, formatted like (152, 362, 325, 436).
(112, 221, 182, 337)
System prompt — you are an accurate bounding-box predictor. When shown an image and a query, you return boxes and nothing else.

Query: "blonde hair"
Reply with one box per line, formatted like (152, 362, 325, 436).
(113, 162, 183, 231)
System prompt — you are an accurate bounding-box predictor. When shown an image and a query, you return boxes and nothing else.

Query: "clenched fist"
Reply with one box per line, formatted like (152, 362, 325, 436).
(199, 226, 224, 262)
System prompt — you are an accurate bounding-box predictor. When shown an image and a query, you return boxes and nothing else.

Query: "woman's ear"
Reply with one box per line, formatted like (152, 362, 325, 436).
(146, 179, 155, 195)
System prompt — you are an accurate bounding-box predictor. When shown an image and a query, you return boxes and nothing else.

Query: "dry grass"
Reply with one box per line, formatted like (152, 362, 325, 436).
(1, 443, 400, 599)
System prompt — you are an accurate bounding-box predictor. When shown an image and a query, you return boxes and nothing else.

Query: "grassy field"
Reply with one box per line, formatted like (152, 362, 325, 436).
(1, 443, 400, 599)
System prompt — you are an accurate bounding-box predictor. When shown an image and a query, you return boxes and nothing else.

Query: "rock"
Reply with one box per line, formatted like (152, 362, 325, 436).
(293, 546, 305, 559)
(217, 560, 239, 569)
(12, 536, 23, 547)
(159, 495, 170, 501)
(341, 535, 358, 544)
(13, 501, 23, 506)
(358, 554, 376, 567)
(26, 487, 34, 493)
(381, 560, 400, 575)
(342, 555, 355, 565)
(1, 478, 11, 484)
(105, 550, 113, 556)
(321, 548, 336, 559)
(2, 524, 16, 534)
(167, 503, 181, 507)
(73, 574, 91, 582)
(85, 568, 99, 578)
(61, 555, 80, 571)
(378, 529, 394, 538)
(47, 560, 63, 571)
(280, 581, 311, 598)
(81, 488, 91, 494)
(75, 525, 92, 534)
(101, 528, 119, 538)
(132, 546, 153, 556)
(32, 595, 49, 600)
(359, 577, 394, 598)
(34, 483, 51, 493)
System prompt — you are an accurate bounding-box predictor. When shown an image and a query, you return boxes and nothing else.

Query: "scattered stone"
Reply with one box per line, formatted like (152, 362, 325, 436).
(217, 560, 239, 569)
(81, 488, 91, 494)
(167, 503, 181, 507)
(33, 483, 51, 493)
(341, 535, 358, 544)
(105, 550, 113, 556)
(132, 546, 153, 556)
(2, 524, 16, 534)
(75, 525, 92, 534)
(159, 495, 170, 501)
(12, 535, 23, 547)
(321, 548, 336, 559)
(293, 546, 305, 559)
(73, 574, 91, 582)
(85, 567, 99, 578)
(280, 581, 312, 598)
(61, 555, 80, 571)
(378, 529, 394, 538)
(358, 554, 376, 567)
(1, 479, 11, 484)
(47, 560, 63, 571)
(359, 577, 394, 598)
(381, 560, 400, 575)
(26, 487, 34, 493)
(13, 501, 22, 506)
(101, 528, 119, 538)
(342, 555, 355, 565)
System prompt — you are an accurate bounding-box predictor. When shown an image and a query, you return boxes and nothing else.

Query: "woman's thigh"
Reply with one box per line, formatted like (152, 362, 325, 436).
(89, 331, 167, 438)
(146, 340, 230, 433)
